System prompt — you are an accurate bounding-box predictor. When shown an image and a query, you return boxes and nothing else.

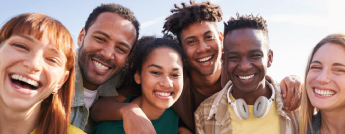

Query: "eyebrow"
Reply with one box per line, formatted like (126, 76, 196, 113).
(183, 30, 212, 42)
(94, 30, 131, 50)
(18, 35, 34, 42)
(226, 49, 263, 55)
(148, 64, 181, 71)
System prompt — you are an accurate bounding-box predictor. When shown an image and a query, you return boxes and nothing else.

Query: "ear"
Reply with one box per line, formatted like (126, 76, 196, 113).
(134, 71, 141, 84)
(54, 71, 70, 93)
(267, 49, 273, 68)
(77, 28, 86, 47)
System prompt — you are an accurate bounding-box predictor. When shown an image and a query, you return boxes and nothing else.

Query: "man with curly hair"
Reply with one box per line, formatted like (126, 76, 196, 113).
(90, 1, 301, 134)
(194, 13, 299, 134)
(162, 1, 301, 133)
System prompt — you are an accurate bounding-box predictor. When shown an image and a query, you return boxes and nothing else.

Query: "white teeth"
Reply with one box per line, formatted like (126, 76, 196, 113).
(155, 91, 171, 97)
(93, 60, 109, 70)
(11, 74, 39, 87)
(314, 88, 335, 96)
(239, 74, 254, 80)
(198, 56, 212, 62)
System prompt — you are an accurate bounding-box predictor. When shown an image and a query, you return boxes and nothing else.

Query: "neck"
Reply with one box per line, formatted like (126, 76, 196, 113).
(131, 96, 165, 120)
(189, 62, 222, 95)
(0, 100, 40, 134)
(232, 80, 271, 105)
(320, 108, 345, 134)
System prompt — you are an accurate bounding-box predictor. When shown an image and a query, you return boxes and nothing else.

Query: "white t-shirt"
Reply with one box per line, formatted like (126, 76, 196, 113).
(83, 87, 98, 109)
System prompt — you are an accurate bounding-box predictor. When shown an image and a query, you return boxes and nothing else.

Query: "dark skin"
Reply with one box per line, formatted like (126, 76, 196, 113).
(91, 23, 301, 134)
(224, 28, 272, 104)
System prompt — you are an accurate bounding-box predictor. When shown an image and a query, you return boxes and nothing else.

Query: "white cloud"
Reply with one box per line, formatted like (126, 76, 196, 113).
(265, 13, 327, 27)
(141, 16, 166, 28)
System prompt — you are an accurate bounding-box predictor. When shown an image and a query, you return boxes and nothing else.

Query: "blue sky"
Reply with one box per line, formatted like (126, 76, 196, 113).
(1, 0, 345, 81)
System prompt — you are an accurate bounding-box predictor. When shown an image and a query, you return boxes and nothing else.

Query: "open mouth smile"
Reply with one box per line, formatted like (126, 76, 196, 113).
(10, 74, 41, 90)
(92, 59, 111, 70)
(314, 88, 336, 97)
(154, 91, 174, 99)
(238, 74, 255, 80)
(197, 55, 213, 63)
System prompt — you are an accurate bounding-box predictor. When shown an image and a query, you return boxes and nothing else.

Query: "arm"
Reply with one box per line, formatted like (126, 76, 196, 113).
(280, 75, 302, 112)
(90, 95, 156, 134)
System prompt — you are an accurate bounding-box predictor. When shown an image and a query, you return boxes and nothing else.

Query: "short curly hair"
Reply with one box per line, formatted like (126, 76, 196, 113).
(85, 3, 140, 42)
(162, 0, 222, 41)
(224, 13, 268, 38)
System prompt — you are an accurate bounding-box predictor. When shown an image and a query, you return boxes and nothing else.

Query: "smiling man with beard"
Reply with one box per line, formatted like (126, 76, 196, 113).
(70, 3, 140, 133)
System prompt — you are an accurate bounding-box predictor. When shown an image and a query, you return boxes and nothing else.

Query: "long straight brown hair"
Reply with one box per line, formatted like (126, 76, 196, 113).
(0, 13, 75, 134)
(300, 34, 345, 134)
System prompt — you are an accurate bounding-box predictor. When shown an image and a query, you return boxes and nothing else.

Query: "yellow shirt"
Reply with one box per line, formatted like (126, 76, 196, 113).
(30, 124, 86, 134)
(228, 94, 280, 134)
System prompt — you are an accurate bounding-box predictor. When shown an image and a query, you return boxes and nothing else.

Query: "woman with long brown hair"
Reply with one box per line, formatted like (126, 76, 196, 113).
(0, 13, 84, 134)
(300, 34, 345, 134)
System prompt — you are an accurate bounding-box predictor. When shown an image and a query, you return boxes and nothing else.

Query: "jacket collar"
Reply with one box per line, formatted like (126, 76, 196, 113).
(207, 75, 289, 122)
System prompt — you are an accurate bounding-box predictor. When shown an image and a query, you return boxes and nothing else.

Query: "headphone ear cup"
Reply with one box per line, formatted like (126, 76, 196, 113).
(234, 98, 249, 120)
(253, 96, 269, 118)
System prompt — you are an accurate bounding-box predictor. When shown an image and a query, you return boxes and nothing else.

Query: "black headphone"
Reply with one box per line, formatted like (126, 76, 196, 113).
(227, 81, 275, 120)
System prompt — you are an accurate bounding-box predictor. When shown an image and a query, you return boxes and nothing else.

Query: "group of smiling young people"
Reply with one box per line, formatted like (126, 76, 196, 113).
(0, 1, 344, 134)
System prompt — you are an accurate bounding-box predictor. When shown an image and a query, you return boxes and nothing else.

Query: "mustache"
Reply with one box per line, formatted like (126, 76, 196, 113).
(90, 53, 116, 68)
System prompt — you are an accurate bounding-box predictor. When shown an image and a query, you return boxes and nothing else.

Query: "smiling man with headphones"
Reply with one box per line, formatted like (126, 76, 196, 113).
(194, 13, 299, 134)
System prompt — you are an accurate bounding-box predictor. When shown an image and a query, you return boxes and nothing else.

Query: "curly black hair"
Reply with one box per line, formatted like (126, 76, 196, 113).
(224, 13, 268, 38)
(84, 3, 140, 42)
(162, 0, 222, 41)
(121, 34, 186, 93)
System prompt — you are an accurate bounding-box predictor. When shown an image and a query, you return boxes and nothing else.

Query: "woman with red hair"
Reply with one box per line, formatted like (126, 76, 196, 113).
(0, 13, 84, 134)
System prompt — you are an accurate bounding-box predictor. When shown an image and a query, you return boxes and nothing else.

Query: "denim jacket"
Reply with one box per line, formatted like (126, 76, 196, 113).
(70, 62, 121, 132)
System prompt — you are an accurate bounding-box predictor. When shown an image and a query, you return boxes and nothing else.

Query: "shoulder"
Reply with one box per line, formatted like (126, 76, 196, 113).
(67, 124, 86, 134)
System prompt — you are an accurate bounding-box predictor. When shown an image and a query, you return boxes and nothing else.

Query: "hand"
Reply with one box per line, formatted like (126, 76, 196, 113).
(178, 127, 193, 134)
(122, 105, 156, 134)
(280, 75, 302, 112)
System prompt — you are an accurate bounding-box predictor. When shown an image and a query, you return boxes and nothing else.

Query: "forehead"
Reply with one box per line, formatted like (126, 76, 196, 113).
(224, 28, 268, 52)
(180, 21, 218, 38)
(313, 43, 345, 61)
(88, 12, 137, 45)
(144, 48, 182, 68)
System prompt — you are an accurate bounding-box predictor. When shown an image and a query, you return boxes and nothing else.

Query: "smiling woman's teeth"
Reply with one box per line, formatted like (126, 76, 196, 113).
(198, 56, 212, 62)
(11, 74, 39, 87)
(239, 74, 254, 80)
(314, 88, 335, 96)
(155, 91, 171, 97)
(93, 61, 109, 70)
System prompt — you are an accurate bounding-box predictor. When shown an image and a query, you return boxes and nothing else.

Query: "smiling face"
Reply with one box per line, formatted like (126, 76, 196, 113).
(223, 28, 272, 93)
(0, 34, 68, 110)
(78, 12, 136, 90)
(134, 48, 183, 110)
(306, 43, 345, 111)
(179, 21, 223, 76)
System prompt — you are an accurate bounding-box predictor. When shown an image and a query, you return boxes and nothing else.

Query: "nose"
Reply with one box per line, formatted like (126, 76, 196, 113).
(23, 53, 42, 73)
(316, 69, 331, 85)
(238, 58, 252, 71)
(196, 41, 211, 53)
(160, 75, 173, 88)
(100, 45, 115, 60)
